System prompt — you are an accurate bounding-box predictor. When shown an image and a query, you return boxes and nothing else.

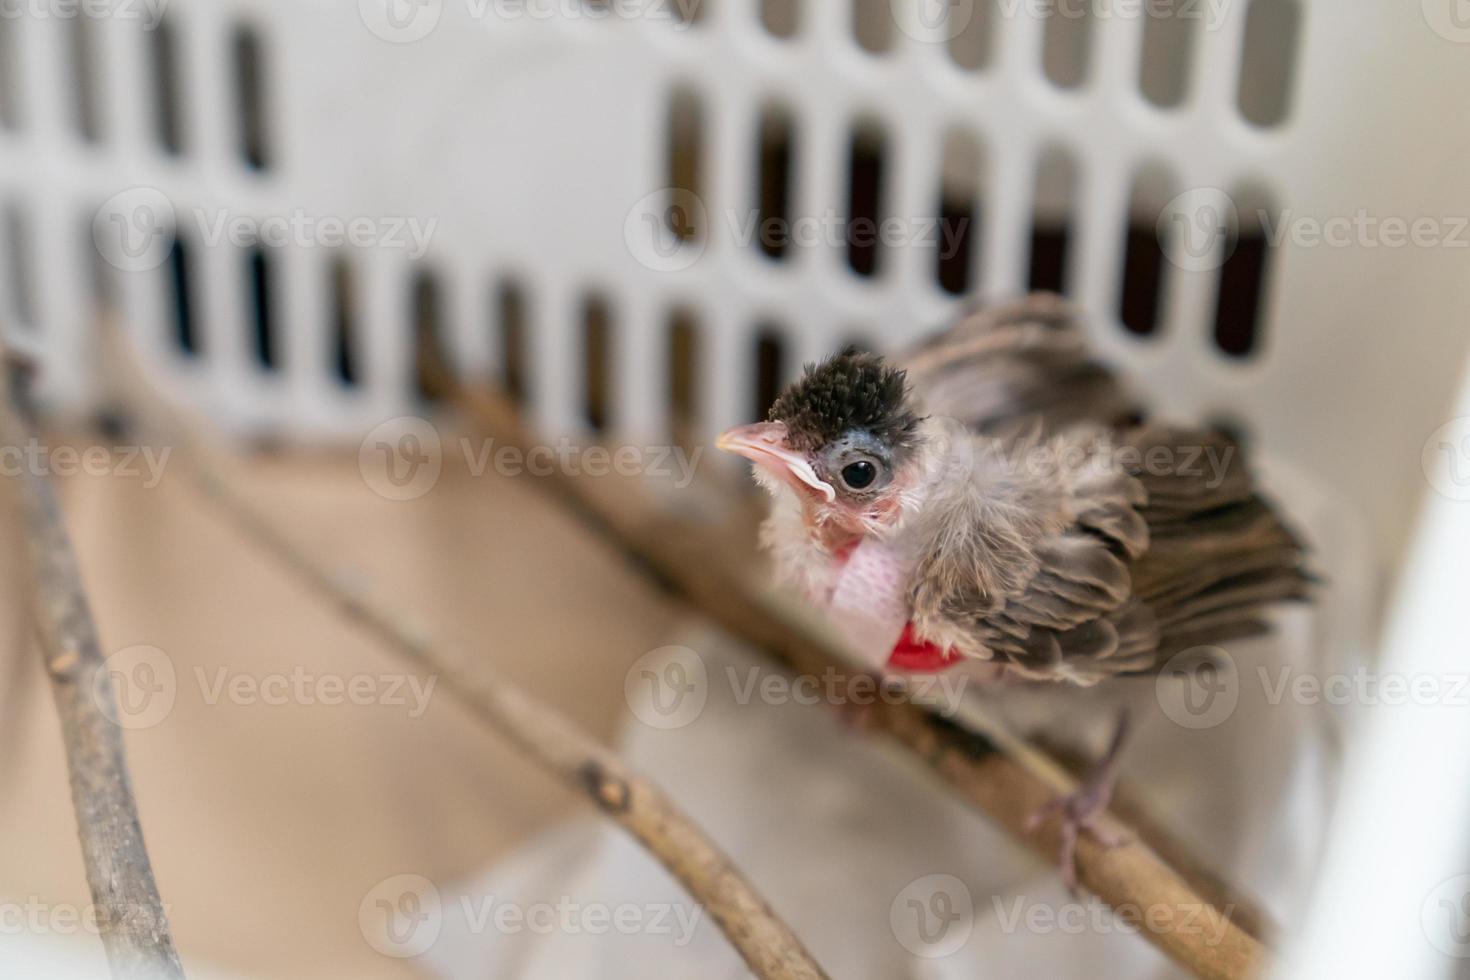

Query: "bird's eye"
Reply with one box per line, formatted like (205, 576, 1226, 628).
(840, 460, 878, 490)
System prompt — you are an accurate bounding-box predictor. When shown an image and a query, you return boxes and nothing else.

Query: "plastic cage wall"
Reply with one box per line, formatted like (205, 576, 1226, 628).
(3, 0, 1469, 566)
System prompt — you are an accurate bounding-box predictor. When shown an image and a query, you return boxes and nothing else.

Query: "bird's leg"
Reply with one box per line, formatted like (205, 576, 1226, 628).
(1025, 708, 1132, 893)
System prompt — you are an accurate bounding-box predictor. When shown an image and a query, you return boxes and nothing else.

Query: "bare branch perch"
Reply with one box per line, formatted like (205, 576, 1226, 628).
(442, 381, 1271, 980)
(166, 412, 830, 980)
(0, 352, 185, 980)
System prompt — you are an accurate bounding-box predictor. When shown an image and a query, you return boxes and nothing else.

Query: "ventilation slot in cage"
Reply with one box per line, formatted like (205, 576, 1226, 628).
(150, 15, 184, 155)
(232, 24, 270, 169)
(67, 16, 102, 142)
(667, 307, 698, 445)
(83, 208, 112, 312)
(1119, 169, 1172, 337)
(167, 233, 198, 356)
(846, 120, 888, 278)
(673, 0, 704, 27)
(582, 293, 613, 432)
(4, 202, 34, 329)
(753, 326, 785, 420)
(756, 104, 794, 261)
(761, 0, 799, 38)
(853, 0, 892, 54)
(666, 87, 704, 245)
(246, 247, 278, 370)
(330, 257, 358, 387)
(936, 129, 981, 296)
(1042, 2, 1092, 89)
(1212, 190, 1275, 358)
(1139, 0, 1196, 108)
(0, 19, 16, 131)
(495, 279, 528, 407)
(948, 0, 994, 72)
(1028, 148, 1075, 294)
(412, 272, 447, 401)
(1237, 0, 1300, 127)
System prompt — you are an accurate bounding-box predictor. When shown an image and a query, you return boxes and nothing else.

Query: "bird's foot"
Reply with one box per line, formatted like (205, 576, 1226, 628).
(1024, 709, 1132, 893)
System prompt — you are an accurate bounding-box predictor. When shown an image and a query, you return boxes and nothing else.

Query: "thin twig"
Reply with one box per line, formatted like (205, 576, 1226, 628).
(443, 380, 1272, 980)
(179, 455, 828, 980)
(91, 320, 831, 980)
(0, 351, 185, 980)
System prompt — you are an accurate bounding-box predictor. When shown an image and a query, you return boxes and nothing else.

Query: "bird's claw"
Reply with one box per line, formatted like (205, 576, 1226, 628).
(1025, 708, 1132, 893)
(1025, 786, 1130, 893)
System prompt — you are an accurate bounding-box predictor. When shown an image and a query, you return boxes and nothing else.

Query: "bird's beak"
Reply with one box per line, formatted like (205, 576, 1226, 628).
(716, 421, 836, 502)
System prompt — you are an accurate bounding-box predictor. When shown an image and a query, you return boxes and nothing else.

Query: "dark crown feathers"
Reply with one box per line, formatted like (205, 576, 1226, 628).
(768, 347, 922, 456)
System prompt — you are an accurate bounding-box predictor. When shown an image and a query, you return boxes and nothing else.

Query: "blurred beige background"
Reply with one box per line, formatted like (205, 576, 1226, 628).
(0, 435, 696, 978)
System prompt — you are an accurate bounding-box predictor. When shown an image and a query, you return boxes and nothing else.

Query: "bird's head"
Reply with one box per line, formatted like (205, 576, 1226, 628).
(717, 347, 925, 543)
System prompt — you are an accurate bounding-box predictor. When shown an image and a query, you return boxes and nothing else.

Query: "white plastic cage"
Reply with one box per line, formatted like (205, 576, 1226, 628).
(3, 0, 1470, 974)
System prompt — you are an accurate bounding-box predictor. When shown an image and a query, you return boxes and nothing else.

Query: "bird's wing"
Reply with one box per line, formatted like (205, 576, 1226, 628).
(904, 429, 1161, 685)
(898, 293, 1139, 438)
(904, 423, 1309, 685)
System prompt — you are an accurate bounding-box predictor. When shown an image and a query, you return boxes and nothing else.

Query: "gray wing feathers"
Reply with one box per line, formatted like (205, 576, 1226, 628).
(900, 297, 1310, 684)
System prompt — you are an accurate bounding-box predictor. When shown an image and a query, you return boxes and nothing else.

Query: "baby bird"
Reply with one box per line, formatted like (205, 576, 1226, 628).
(717, 295, 1310, 885)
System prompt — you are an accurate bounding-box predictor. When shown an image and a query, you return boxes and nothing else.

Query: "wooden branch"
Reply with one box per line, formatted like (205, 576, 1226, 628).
(168, 420, 829, 980)
(0, 353, 185, 980)
(442, 381, 1271, 980)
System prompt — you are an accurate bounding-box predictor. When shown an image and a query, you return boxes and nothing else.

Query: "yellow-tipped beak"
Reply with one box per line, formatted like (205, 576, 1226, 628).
(716, 421, 836, 502)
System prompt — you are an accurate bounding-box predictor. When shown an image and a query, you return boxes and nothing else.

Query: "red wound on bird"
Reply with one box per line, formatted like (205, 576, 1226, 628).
(887, 623, 963, 672)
